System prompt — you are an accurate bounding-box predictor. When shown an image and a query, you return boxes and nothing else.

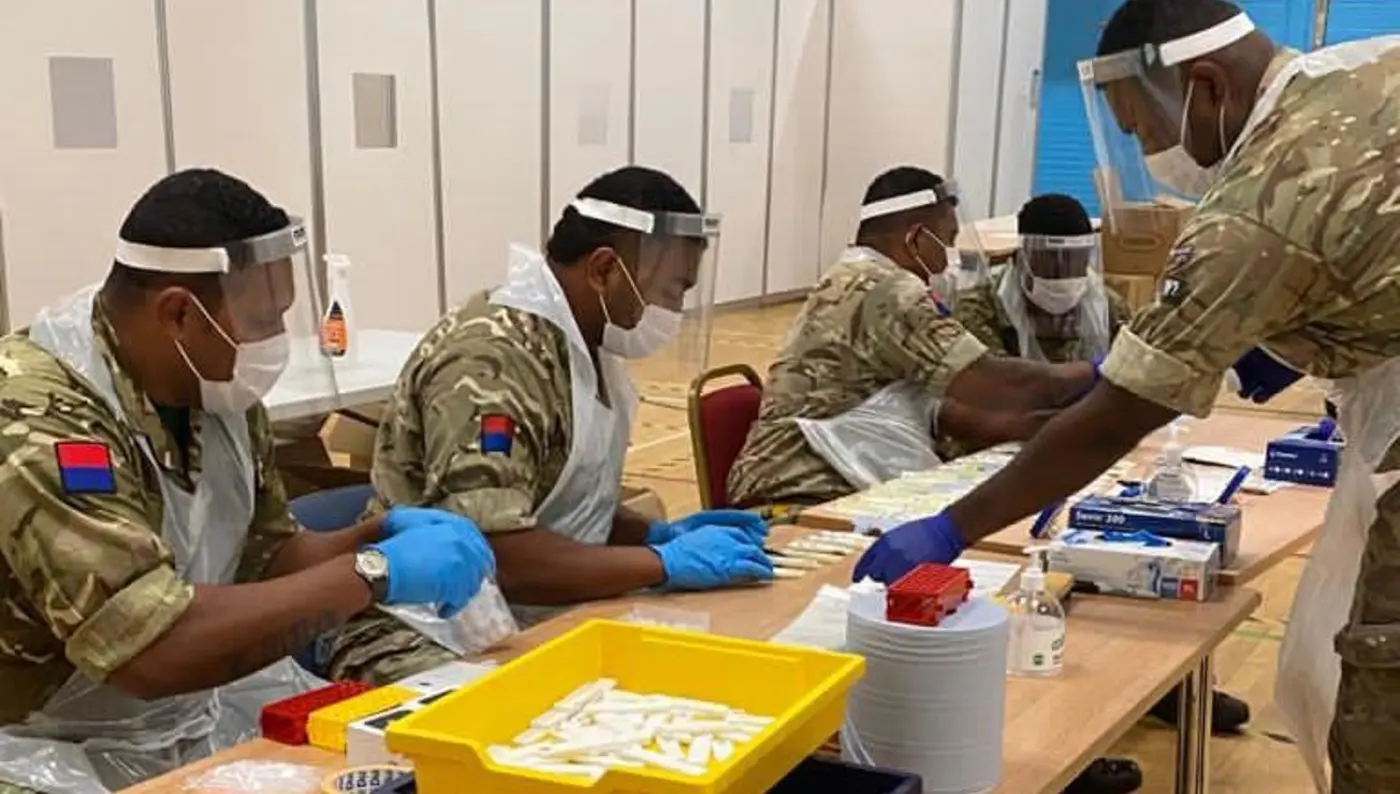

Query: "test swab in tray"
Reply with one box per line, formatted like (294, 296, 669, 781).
(486, 679, 774, 780)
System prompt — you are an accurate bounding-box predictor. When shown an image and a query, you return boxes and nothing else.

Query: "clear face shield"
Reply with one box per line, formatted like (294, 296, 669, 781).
(1079, 13, 1256, 227)
(1000, 232, 1111, 360)
(858, 179, 990, 315)
(114, 218, 338, 415)
(568, 198, 720, 407)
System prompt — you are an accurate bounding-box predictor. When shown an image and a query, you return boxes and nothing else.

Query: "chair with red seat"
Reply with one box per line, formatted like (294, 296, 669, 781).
(687, 364, 764, 509)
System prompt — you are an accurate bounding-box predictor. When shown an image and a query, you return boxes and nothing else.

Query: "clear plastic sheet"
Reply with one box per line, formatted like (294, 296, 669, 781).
(796, 383, 941, 490)
(181, 761, 322, 793)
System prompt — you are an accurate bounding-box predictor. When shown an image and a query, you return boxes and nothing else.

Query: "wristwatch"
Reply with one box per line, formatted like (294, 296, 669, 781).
(354, 548, 391, 604)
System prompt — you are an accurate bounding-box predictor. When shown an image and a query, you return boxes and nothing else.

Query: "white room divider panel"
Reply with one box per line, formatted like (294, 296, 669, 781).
(165, 0, 316, 250)
(707, 0, 778, 305)
(548, 0, 632, 218)
(436, 0, 544, 307)
(952, 0, 1008, 221)
(991, 0, 1048, 217)
(765, 0, 832, 294)
(634, 0, 705, 202)
(0, 0, 167, 327)
(822, 0, 960, 269)
(315, 0, 439, 332)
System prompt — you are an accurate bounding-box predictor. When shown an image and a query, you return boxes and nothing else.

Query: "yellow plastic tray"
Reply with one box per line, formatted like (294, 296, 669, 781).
(387, 620, 865, 794)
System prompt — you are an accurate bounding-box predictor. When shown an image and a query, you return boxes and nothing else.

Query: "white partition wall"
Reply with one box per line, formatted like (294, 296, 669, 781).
(765, 0, 832, 294)
(633, 0, 706, 199)
(707, 0, 778, 305)
(165, 0, 315, 242)
(436, 0, 544, 306)
(822, 0, 961, 268)
(0, 0, 167, 326)
(991, 0, 1048, 217)
(952, 0, 1008, 220)
(316, 0, 439, 332)
(549, 0, 632, 216)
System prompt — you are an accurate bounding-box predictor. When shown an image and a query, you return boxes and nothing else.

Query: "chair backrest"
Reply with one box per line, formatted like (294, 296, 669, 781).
(289, 483, 378, 532)
(688, 364, 764, 509)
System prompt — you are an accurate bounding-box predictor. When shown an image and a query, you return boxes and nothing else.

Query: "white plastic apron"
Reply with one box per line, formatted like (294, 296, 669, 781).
(0, 287, 319, 794)
(796, 383, 942, 491)
(489, 246, 637, 626)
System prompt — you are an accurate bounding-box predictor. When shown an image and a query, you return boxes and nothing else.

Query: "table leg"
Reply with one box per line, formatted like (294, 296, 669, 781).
(1174, 654, 1214, 794)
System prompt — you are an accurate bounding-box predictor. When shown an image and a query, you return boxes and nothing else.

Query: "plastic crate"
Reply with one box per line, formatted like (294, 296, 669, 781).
(370, 758, 922, 794)
(260, 681, 373, 745)
(769, 758, 922, 794)
(385, 619, 866, 794)
(886, 564, 972, 627)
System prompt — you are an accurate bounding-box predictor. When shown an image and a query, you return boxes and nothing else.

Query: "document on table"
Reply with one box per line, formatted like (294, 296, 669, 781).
(1183, 445, 1289, 495)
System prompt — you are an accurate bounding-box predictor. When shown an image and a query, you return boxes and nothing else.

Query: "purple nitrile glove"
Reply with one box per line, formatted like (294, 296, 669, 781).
(1226, 347, 1303, 404)
(852, 511, 966, 585)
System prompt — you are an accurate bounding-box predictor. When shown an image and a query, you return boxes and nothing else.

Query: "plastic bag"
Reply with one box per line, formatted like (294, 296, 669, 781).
(795, 383, 941, 490)
(381, 577, 518, 657)
(181, 761, 322, 793)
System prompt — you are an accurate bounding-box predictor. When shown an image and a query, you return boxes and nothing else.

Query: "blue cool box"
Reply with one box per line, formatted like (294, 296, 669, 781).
(1068, 496, 1242, 565)
(1265, 425, 1343, 487)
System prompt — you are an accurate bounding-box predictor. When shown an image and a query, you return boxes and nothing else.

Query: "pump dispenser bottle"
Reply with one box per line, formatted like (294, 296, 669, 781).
(1007, 547, 1065, 678)
(1146, 419, 1198, 503)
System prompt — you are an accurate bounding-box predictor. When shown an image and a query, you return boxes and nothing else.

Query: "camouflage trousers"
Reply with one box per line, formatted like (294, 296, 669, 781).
(1329, 478, 1400, 792)
(0, 613, 452, 793)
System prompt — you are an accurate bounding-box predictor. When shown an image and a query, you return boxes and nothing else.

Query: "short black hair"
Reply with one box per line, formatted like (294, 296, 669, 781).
(103, 168, 291, 308)
(1098, 0, 1243, 57)
(545, 166, 702, 263)
(1018, 194, 1093, 236)
(857, 166, 957, 237)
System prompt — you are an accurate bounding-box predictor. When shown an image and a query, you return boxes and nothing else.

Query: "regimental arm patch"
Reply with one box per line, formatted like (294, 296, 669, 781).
(1160, 277, 1187, 306)
(54, 441, 117, 494)
(479, 415, 516, 455)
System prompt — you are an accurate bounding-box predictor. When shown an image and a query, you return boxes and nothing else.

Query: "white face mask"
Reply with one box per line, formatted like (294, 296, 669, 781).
(1024, 276, 1090, 315)
(599, 259, 683, 359)
(175, 296, 291, 415)
(913, 229, 963, 315)
(1145, 145, 1215, 200)
(1146, 80, 1229, 201)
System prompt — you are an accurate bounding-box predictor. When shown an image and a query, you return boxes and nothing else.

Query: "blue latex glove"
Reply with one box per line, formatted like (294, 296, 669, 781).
(647, 510, 769, 545)
(1228, 347, 1302, 404)
(652, 526, 774, 591)
(368, 514, 496, 617)
(852, 512, 965, 585)
(1091, 354, 1106, 384)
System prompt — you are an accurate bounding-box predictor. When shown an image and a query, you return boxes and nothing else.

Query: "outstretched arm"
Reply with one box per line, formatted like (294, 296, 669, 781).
(946, 381, 1176, 544)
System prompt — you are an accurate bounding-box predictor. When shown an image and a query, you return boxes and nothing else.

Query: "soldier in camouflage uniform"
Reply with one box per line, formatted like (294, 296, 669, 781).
(373, 166, 771, 627)
(0, 170, 493, 792)
(954, 194, 1131, 364)
(856, 2, 1400, 790)
(727, 167, 1094, 510)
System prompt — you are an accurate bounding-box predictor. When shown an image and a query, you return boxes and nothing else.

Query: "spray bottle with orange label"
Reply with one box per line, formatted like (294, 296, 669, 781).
(320, 253, 356, 364)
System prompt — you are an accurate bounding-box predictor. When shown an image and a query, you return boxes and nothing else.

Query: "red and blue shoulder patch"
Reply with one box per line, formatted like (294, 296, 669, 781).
(479, 415, 516, 455)
(54, 441, 117, 494)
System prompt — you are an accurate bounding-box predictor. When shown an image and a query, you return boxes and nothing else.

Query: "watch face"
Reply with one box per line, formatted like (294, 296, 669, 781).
(357, 550, 389, 579)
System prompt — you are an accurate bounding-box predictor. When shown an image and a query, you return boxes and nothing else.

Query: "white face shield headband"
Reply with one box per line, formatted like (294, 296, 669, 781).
(114, 220, 309, 414)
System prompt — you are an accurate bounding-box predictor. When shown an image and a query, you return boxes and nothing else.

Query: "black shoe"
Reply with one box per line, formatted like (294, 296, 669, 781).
(1149, 688, 1251, 734)
(1063, 758, 1142, 794)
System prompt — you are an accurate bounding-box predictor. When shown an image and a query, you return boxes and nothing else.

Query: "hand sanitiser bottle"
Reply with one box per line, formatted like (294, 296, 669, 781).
(1146, 419, 1198, 503)
(320, 254, 356, 364)
(1008, 548, 1065, 678)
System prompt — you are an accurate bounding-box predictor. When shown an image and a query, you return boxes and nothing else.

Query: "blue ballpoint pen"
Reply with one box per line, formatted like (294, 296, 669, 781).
(1216, 465, 1251, 505)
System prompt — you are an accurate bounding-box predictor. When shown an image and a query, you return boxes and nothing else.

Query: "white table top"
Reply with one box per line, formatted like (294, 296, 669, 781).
(264, 329, 422, 421)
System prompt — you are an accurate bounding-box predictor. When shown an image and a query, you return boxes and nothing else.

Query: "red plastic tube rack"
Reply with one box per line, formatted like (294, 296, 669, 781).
(886, 563, 973, 627)
(260, 681, 374, 745)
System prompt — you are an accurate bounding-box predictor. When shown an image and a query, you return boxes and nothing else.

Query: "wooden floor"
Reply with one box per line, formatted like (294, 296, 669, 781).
(623, 300, 1323, 793)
